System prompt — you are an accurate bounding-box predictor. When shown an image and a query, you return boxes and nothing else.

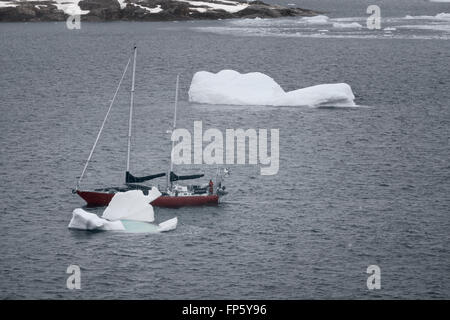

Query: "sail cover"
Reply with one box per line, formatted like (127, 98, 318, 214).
(170, 172, 204, 182)
(126, 171, 165, 183)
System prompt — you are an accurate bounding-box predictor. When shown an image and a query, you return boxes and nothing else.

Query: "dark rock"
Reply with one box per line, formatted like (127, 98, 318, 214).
(0, 0, 320, 22)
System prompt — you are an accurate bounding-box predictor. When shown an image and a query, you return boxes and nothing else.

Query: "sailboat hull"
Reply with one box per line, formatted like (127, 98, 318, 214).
(76, 190, 219, 208)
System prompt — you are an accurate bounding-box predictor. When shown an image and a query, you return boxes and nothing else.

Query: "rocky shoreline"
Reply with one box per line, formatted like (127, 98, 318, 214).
(0, 0, 319, 22)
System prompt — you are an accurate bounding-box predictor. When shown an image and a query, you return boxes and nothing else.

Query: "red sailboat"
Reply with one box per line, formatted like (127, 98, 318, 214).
(74, 46, 227, 208)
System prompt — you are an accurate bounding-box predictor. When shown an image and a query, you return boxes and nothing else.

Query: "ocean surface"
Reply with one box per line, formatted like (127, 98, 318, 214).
(0, 0, 449, 299)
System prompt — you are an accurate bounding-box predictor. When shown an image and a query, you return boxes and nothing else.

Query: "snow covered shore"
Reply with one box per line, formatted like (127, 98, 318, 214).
(0, 0, 319, 22)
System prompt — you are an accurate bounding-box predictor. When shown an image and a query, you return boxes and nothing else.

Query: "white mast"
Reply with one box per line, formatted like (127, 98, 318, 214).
(167, 74, 180, 190)
(126, 45, 137, 175)
(76, 54, 132, 190)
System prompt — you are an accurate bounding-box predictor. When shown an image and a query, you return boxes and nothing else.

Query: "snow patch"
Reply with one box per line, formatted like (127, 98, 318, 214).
(117, 0, 127, 10)
(179, 0, 249, 13)
(188, 70, 356, 107)
(53, 0, 90, 15)
(132, 3, 163, 13)
(0, 1, 18, 8)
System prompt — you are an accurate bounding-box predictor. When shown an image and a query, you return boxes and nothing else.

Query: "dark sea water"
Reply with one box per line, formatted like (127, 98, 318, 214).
(0, 0, 449, 299)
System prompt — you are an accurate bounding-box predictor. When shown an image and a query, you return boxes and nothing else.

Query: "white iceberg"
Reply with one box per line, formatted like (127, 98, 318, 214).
(404, 12, 450, 20)
(332, 22, 363, 29)
(69, 189, 177, 233)
(102, 188, 161, 222)
(188, 70, 355, 107)
(300, 15, 330, 24)
(157, 217, 178, 232)
(68, 208, 125, 231)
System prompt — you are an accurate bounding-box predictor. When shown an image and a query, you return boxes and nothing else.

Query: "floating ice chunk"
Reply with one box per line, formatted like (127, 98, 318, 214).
(404, 12, 450, 20)
(70, 189, 177, 233)
(300, 15, 330, 24)
(435, 13, 450, 19)
(188, 70, 355, 107)
(158, 217, 178, 232)
(120, 218, 178, 233)
(68, 208, 125, 231)
(102, 188, 161, 222)
(332, 22, 363, 28)
(279, 83, 355, 107)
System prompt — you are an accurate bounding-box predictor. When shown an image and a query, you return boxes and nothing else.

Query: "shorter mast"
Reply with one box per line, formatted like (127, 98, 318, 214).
(126, 45, 137, 180)
(167, 74, 180, 190)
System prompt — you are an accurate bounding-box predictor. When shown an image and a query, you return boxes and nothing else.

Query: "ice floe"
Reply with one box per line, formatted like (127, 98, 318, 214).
(405, 12, 450, 20)
(300, 15, 330, 24)
(69, 208, 126, 231)
(188, 70, 356, 107)
(102, 188, 161, 222)
(332, 22, 363, 29)
(69, 189, 177, 233)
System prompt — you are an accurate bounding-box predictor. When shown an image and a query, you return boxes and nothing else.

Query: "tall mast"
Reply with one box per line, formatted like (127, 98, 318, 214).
(167, 74, 180, 190)
(76, 54, 132, 190)
(126, 45, 137, 177)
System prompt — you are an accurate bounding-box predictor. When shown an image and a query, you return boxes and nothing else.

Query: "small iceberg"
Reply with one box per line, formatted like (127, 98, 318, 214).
(68, 208, 126, 231)
(332, 22, 363, 29)
(69, 189, 177, 233)
(300, 15, 330, 24)
(188, 70, 355, 107)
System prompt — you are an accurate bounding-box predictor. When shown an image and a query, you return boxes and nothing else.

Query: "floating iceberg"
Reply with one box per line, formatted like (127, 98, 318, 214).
(300, 15, 330, 24)
(332, 22, 363, 29)
(102, 188, 161, 222)
(68, 208, 125, 231)
(188, 70, 355, 107)
(404, 12, 450, 20)
(69, 189, 177, 233)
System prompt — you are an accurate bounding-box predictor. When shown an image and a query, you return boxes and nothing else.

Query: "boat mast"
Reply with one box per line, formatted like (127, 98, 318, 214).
(167, 74, 180, 190)
(76, 54, 132, 190)
(126, 45, 137, 178)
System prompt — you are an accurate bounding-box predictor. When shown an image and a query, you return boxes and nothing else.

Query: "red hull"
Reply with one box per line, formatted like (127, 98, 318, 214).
(76, 190, 219, 208)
